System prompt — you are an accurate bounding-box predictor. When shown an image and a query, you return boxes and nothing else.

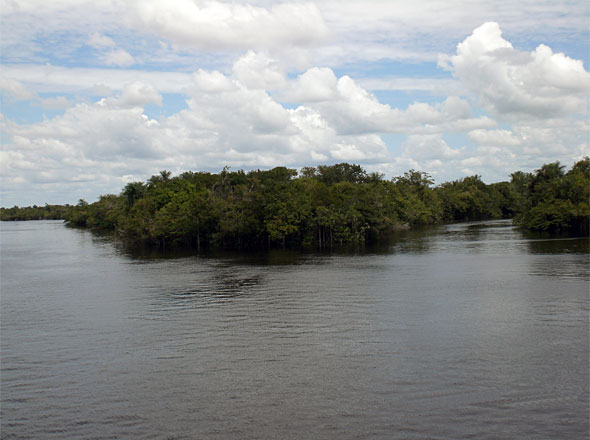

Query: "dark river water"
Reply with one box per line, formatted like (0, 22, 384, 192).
(1, 220, 588, 439)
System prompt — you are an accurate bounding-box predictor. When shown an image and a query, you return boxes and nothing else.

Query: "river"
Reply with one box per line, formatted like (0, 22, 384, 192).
(1, 219, 588, 439)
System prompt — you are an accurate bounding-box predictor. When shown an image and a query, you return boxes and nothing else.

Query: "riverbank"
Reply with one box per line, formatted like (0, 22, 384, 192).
(3, 159, 588, 248)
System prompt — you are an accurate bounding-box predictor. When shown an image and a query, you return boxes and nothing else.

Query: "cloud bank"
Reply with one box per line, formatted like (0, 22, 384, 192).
(0, 7, 588, 206)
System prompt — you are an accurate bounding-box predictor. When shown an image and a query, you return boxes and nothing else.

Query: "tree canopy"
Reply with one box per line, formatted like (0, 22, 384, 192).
(3, 159, 588, 248)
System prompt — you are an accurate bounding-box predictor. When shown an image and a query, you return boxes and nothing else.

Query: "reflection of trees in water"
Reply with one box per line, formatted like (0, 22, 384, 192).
(530, 258, 589, 280)
(522, 235, 589, 255)
(171, 272, 263, 301)
(91, 219, 525, 259)
(524, 237, 589, 280)
(383, 225, 438, 254)
(516, 229, 589, 279)
(392, 237, 433, 254)
(164, 265, 267, 305)
(211, 270, 263, 296)
(389, 220, 511, 254)
(443, 219, 512, 240)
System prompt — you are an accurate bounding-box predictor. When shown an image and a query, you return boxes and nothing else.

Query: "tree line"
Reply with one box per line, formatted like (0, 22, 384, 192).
(0, 204, 75, 221)
(2, 159, 588, 248)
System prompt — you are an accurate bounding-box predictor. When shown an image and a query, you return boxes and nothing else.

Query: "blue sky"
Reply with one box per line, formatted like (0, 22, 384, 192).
(1, 0, 589, 206)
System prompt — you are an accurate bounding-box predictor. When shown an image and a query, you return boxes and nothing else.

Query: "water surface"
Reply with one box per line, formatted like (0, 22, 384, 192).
(1, 220, 588, 439)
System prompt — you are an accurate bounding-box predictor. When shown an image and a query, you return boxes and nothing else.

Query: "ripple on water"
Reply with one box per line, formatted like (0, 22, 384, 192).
(1, 220, 588, 439)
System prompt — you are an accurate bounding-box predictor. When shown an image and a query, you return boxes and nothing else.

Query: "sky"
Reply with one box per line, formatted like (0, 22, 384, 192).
(0, 0, 589, 206)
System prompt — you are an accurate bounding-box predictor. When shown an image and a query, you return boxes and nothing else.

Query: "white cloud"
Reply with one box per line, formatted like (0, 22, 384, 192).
(103, 48, 136, 67)
(315, 0, 588, 65)
(2, 0, 587, 71)
(87, 32, 115, 49)
(468, 129, 522, 147)
(280, 67, 339, 102)
(232, 51, 286, 90)
(87, 32, 136, 67)
(357, 77, 463, 95)
(118, 82, 162, 107)
(2, 64, 504, 204)
(192, 69, 235, 93)
(1, 9, 589, 206)
(39, 96, 71, 110)
(284, 69, 495, 135)
(403, 134, 463, 160)
(439, 22, 590, 119)
(1, 64, 193, 94)
(0, 77, 37, 100)
(376, 133, 508, 183)
(331, 137, 386, 161)
(3, 102, 163, 161)
(131, 0, 329, 51)
(0, 68, 395, 204)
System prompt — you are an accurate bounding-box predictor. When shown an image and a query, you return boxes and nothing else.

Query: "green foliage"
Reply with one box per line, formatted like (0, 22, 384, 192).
(6, 159, 586, 248)
(306, 163, 368, 185)
(122, 182, 146, 207)
(0, 204, 75, 221)
(393, 170, 442, 225)
(437, 175, 506, 222)
(514, 158, 589, 234)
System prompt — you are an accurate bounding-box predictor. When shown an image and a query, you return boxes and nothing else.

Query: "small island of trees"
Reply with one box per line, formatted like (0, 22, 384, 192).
(2, 159, 588, 249)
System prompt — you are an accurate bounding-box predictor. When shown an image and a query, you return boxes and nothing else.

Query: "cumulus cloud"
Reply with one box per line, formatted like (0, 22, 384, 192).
(3, 0, 587, 69)
(280, 67, 339, 102)
(118, 82, 162, 107)
(192, 69, 235, 94)
(3, 102, 162, 161)
(374, 133, 516, 183)
(232, 51, 286, 90)
(468, 129, 523, 147)
(1, 61, 505, 204)
(0, 67, 399, 205)
(403, 134, 463, 160)
(2, 11, 588, 206)
(439, 22, 590, 119)
(281, 68, 494, 135)
(87, 32, 136, 67)
(103, 48, 136, 67)
(315, 0, 588, 66)
(131, 0, 328, 51)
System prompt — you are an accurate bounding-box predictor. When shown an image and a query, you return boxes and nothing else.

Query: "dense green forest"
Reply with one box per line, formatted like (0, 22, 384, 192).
(0, 204, 75, 221)
(2, 159, 588, 248)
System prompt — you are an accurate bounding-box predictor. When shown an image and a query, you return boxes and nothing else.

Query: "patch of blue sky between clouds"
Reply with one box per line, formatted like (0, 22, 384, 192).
(143, 93, 189, 120)
(442, 132, 473, 151)
(380, 134, 406, 155)
(1, 95, 65, 124)
(509, 34, 590, 71)
(1, 1, 588, 207)
(371, 90, 442, 111)
(337, 59, 448, 80)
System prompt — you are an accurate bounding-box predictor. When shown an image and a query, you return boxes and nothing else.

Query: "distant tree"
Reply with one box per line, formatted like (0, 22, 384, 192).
(514, 158, 589, 234)
(316, 163, 367, 185)
(122, 182, 146, 207)
(394, 170, 434, 190)
(300, 166, 318, 179)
